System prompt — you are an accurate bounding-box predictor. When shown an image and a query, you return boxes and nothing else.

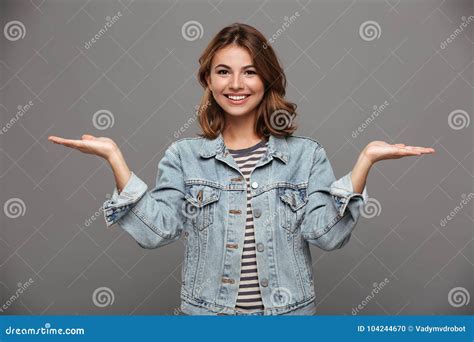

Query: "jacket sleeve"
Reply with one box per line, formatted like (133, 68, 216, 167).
(301, 145, 368, 251)
(102, 143, 186, 249)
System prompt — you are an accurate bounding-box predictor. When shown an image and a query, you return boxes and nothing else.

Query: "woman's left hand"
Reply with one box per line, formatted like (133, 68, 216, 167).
(362, 141, 435, 164)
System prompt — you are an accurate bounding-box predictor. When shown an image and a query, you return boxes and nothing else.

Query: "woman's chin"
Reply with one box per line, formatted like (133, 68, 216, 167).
(224, 110, 254, 118)
(220, 104, 256, 116)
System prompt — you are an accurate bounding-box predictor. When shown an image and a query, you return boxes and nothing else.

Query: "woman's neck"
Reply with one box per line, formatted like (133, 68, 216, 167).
(223, 131, 263, 150)
(222, 111, 264, 150)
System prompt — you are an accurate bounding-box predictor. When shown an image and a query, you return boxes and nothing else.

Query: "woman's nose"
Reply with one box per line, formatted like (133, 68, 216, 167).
(229, 74, 243, 90)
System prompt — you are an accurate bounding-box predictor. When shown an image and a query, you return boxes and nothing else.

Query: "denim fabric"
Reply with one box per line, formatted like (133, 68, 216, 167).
(102, 133, 368, 315)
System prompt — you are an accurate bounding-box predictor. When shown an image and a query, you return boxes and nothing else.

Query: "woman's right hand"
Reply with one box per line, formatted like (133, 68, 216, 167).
(48, 134, 120, 161)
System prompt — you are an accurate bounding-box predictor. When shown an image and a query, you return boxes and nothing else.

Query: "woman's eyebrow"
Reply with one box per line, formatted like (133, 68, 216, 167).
(214, 64, 256, 69)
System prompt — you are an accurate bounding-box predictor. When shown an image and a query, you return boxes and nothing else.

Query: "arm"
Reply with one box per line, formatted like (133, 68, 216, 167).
(48, 134, 186, 249)
(102, 143, 186, 249)
(350, 153, 372, 194)
(301, 140, 435, 251)
(300, 146, 368, 251)
(107, 149, 132, 194)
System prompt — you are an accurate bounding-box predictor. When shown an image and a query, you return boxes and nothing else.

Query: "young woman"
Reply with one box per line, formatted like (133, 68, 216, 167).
(48, 23, 434, 315)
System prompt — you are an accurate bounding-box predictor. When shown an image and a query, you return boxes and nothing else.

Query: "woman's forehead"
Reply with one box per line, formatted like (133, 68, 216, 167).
(212, 45, 253, 66)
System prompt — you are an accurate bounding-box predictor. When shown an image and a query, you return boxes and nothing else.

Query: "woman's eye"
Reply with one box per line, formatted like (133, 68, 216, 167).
(216, 70, 256, 75)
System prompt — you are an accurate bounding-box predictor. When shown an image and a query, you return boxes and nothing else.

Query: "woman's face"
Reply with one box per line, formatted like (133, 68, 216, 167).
(207, 45, 265, 119)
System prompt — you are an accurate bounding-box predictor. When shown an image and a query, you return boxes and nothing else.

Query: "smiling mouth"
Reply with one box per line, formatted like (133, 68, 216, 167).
(224, 94, 250, 101)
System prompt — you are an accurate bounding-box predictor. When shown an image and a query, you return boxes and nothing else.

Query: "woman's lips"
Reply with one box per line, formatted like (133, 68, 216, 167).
(224, 94, 251, 105)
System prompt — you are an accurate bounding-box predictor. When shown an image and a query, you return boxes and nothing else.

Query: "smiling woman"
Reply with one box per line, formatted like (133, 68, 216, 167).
(48, 22, 434, 317)
(196, 23, 298, 142)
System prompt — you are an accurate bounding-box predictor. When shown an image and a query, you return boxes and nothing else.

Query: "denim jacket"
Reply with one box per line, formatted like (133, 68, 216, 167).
(102, 133, 368, 315)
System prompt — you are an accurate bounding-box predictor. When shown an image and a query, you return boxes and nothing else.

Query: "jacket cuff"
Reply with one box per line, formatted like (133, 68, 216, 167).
(102, 172, 148, 227)
(330, 171, 368, 217)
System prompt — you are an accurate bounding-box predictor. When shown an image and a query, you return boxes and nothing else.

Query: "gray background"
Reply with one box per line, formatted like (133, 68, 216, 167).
(0, 0, 472, 315)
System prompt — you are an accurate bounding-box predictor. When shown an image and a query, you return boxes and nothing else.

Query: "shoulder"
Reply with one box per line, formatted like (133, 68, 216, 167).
(284, 135, 330, 165)
(285, 134, 324, 151)
(172, 136, 204, 146)
(168, 136, 206, 155)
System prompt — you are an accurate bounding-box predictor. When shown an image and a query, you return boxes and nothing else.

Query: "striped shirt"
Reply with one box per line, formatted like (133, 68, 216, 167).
(227, 138, 268, 313)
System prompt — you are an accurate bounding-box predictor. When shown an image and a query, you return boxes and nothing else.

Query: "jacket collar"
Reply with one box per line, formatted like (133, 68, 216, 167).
(199, 132, 289, 164)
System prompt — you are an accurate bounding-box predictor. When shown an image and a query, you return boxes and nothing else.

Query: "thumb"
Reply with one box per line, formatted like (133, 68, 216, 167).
(82, 134, 96, 140)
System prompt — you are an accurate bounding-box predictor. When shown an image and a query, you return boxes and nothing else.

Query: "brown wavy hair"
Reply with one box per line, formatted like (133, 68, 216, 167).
(197, 23, 298, 139)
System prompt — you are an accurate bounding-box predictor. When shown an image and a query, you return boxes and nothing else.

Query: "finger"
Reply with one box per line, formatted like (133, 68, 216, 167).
(403, 145, 434, 149)
(49, 137, 84, 149)
(405, 146, 435, 153)
(399, 147, 436, 156)
(398, 147, 422, 156)
(82, 134, 96, 140)
(48, 136, 68, 145)
(64, 139, 85, 149)
(415, 146, 435, 153)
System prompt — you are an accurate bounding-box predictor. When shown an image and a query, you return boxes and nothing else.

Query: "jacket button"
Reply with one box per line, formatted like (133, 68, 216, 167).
(253, 208, 261, 218)
(226, 243, 238, 249)
(256, 243, 264, 252)
(260, 278, 269, 287)
(222, 277, 235, 284)
(229, 209, 242, 214)
(251, 182, 259, 189)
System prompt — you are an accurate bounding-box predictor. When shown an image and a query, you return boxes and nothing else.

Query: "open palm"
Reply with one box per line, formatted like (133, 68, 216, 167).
(48, 134, 119, 160)
(363, 141, 435, 164)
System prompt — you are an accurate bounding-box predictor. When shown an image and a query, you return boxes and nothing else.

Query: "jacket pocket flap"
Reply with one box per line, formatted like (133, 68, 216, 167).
(185, 185, 220, 208)
(279, 188, 308, 211)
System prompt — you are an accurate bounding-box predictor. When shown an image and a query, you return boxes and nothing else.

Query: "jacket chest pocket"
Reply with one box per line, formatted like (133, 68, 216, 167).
(278, 186, 308, 233)
(184, 184, 220, 231)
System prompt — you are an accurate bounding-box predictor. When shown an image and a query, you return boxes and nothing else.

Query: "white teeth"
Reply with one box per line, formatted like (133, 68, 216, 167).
(227, 95, 248, 100)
